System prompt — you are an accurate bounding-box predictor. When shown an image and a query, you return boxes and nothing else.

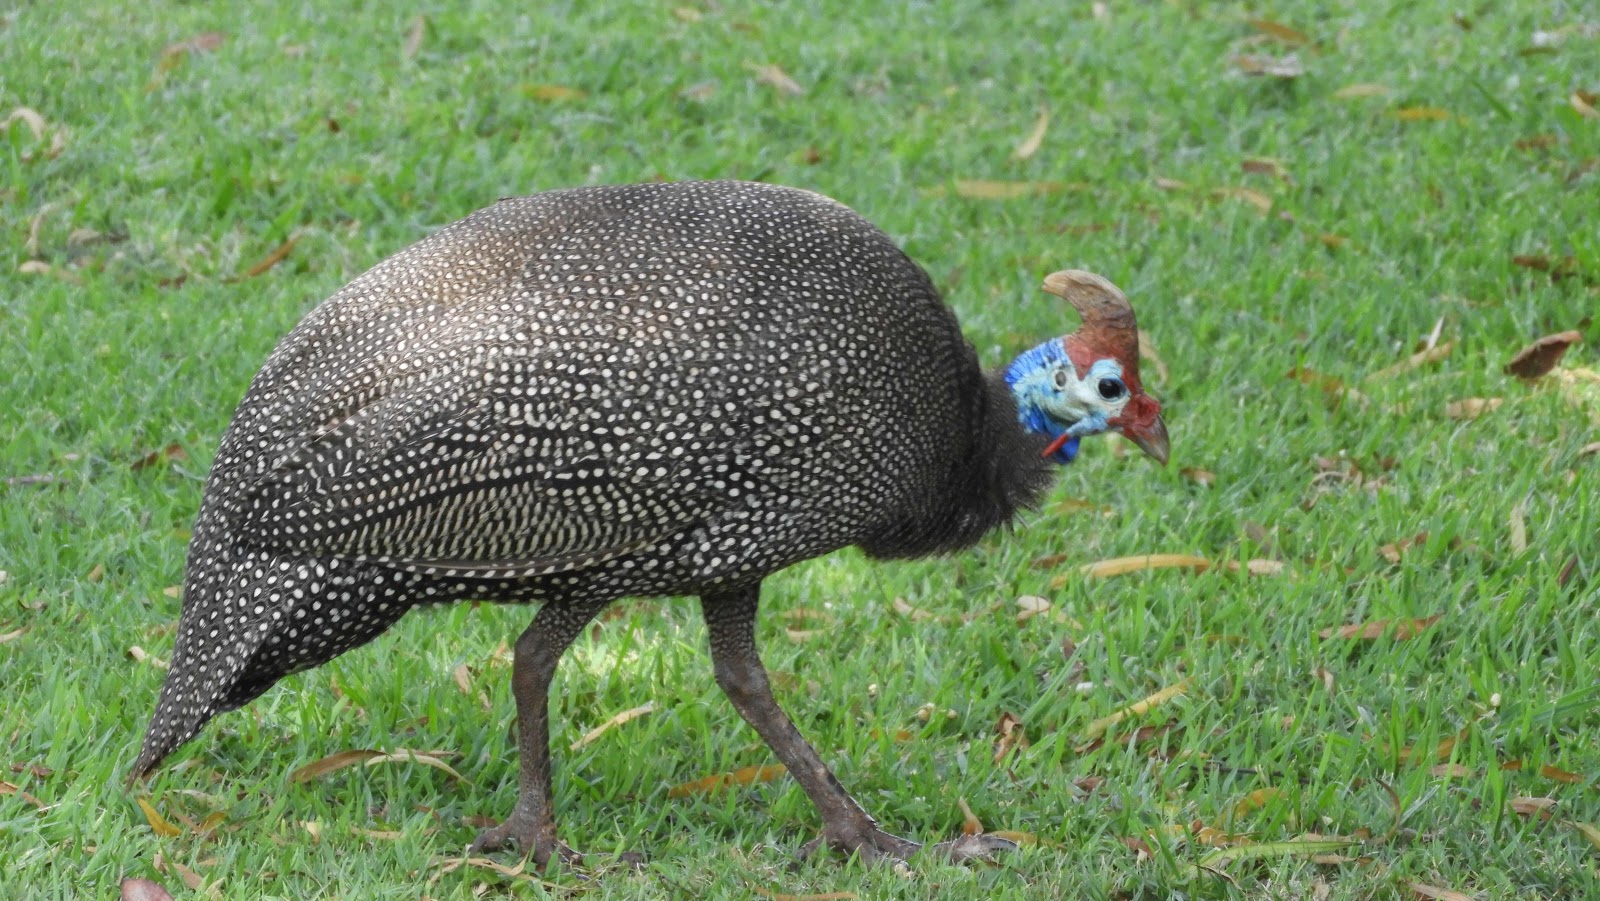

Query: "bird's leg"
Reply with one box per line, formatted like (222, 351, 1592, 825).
(469, 598, 607, 868)
(701, 584, 1008, 864)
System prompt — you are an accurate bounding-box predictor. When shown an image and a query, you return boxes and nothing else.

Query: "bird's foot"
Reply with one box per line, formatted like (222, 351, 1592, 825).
(800, 824, 1016, 864)
(468, 812, 581, 870)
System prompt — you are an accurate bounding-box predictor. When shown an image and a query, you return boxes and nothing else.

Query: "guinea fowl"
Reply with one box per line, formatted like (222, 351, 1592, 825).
(132, 180, 1168, 865)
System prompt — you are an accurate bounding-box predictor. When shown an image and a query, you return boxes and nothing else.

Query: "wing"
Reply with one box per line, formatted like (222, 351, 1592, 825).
(234, 336, 732, 579)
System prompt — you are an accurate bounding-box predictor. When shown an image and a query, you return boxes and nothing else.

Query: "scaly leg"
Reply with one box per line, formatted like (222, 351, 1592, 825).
(470, 597, 607, 867)
(700, 583, 1013, 864)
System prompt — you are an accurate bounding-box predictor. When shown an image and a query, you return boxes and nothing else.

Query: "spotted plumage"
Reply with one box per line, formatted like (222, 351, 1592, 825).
(134, 180, 1166, 865)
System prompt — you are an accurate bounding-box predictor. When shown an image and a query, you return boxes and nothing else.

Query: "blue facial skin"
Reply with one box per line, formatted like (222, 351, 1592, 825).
(1004, 339, 1110, 464)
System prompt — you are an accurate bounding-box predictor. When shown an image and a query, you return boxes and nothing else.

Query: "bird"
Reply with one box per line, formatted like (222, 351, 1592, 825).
(131, 180, 1167, 867)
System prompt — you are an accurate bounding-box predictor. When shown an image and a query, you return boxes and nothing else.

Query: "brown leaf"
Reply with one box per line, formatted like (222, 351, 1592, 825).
(1566, 820, 1600, 852)
(452, 663, 472, 696)
(1014, 595, 1051, 624)
(1399, 734, 1458, 764)
(993, 711, 1028, 763)
(784, 627, 823, 642)
(570, 702, 655, 750)
(671, 7, 704, 23)
(1211, 186, 1273, 213)
(668, 763, 787, 798)
(1504, 331, 1582, 380)
(1509, 499, 1529, 556)
(1248, 18, 1311, 46)
(1445, 397, 1502, 420)
(132, 443, 187, 471)
(1121, 835, 1153, 859)
(153, 853, 205, 891)
(0, 627, 28, 644)
(352, 826, 404, 840)
(1012, 108, 1050, 161)
(891, 597, 939, 622)
(1540, 764, 1584, 784)
(1516, 134, 1559, 151)
(1369, 341, 1455, 380)
(1077, 554, 1212, 579)
(523, 84, 588, 102)
(137, 798, 182, 837)
(1233, 53, 1303, 78)
(957, 797, 983, 835)
(1392, 107, 1452, 122)
(0, 780, 45, 809)
(1226, 559, 1287, 576)
(287, 749, 462, 783)
(149, 32, 226, 90)
(1241, 157, 1289, 180)
(947, 179, 1080, 200)
(120, 879, 176, 901)
(1572, 92, 1600, 121)
(1082, 680, 1189, 742)
(1154, 175, 1188, 191)
(745, 62, 804, 96)
(1180, 467, 1215, 487)
(402, 15, 426, 58)
(1232, 787, 1284, 817)
(1511, 796, 1557, 820)
(1320, 615, 1441, 640)
(1333, 83, 1390, 99)
(1430, 763, 1473, 777)
(10, 763, 52, 778)
(2, 107, 46, 140)
(1407, 883, 1475, 901)
(233, 232, 301, 281)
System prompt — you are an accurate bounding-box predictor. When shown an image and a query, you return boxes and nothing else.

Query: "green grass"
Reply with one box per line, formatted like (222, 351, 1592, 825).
(3, 1, 1598, 898)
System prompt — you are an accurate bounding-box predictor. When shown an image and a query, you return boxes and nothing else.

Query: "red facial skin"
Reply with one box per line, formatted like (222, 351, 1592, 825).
(1062, 335, 1169, 464)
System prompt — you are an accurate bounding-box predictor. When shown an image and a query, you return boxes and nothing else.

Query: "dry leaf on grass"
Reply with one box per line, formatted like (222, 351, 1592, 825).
(0, 627, 28, 644)
(153, 853, 205, 891)
(1540, 764, 1584, 784)
(1247, 18, 1312, 46)
(1211, 186, 1273, 213)
(1509, 500, 1529, 555)
(957, 797, 984, 835)
(1445, 397, 1502, 420)
(1431, 763, 1473, 777)
(1082, 680, 1189, 742)
(1573, 92, 1600, 121)
(1233, 54, 1304, 78)
(1510, 796, 1557, 820)
(1398, 733, 1458, 764)
(993, 712, 1028, 763)
(1196, 838, 1356, 867)
(1012, 108, 1049, 161)
(402, 14, 426, 58)
(1241, 157, 1289, 180)
(1232, 788, 1284, 817)
(1392, 107, 1452, 122)
(132, 443, 187, 471)
(1369, 342, 1454, 380)
(137, 798, 182, 837)
(1407, 883, 1475, 901)
(570, 702, 655, 750)
(891, 597, 939, 622)
(120, 879, 176, 901)
(668, 764, 787, 798)
(231, 232, 302, 282)
(745, 62, 804, 96)
(944, 179, 1082, 200)
(288, 748, 462, 783)
(1504, 331, 1582, 380)
(523, 84, 587, 102)
(1379, 532, 1428, 563)
(452, 664, 472, 695)
(1320, 615, 1440, 640)
(1014, 595, 1050, 624)
(148, 32, 226, 90)
(1287, 366, 1372, 409)
(1, 781, 45, 809)
(1333, 83, 1390, 99)
(1566, 820, 1600, 851)
(1180, 467, 1215, 486)
(1078, 554, 1212, 578)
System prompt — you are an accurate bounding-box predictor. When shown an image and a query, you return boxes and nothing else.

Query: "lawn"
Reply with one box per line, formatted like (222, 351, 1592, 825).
(3, 1, 1598, 898)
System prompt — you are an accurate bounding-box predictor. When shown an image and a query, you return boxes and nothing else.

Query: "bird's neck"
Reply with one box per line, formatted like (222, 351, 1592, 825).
(859, 368, 1057, 559)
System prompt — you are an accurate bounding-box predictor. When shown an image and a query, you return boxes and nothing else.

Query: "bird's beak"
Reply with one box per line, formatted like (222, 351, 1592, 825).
(1124, 414, 1170, 466)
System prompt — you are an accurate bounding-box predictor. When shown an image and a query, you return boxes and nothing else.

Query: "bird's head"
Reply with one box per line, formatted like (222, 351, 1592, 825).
(1004, 270, 1169, 466)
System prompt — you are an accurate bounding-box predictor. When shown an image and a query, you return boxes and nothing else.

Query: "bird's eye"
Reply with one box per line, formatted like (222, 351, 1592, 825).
(1097, 378, 1125, 400)
(1052, 369, 1070, 389)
